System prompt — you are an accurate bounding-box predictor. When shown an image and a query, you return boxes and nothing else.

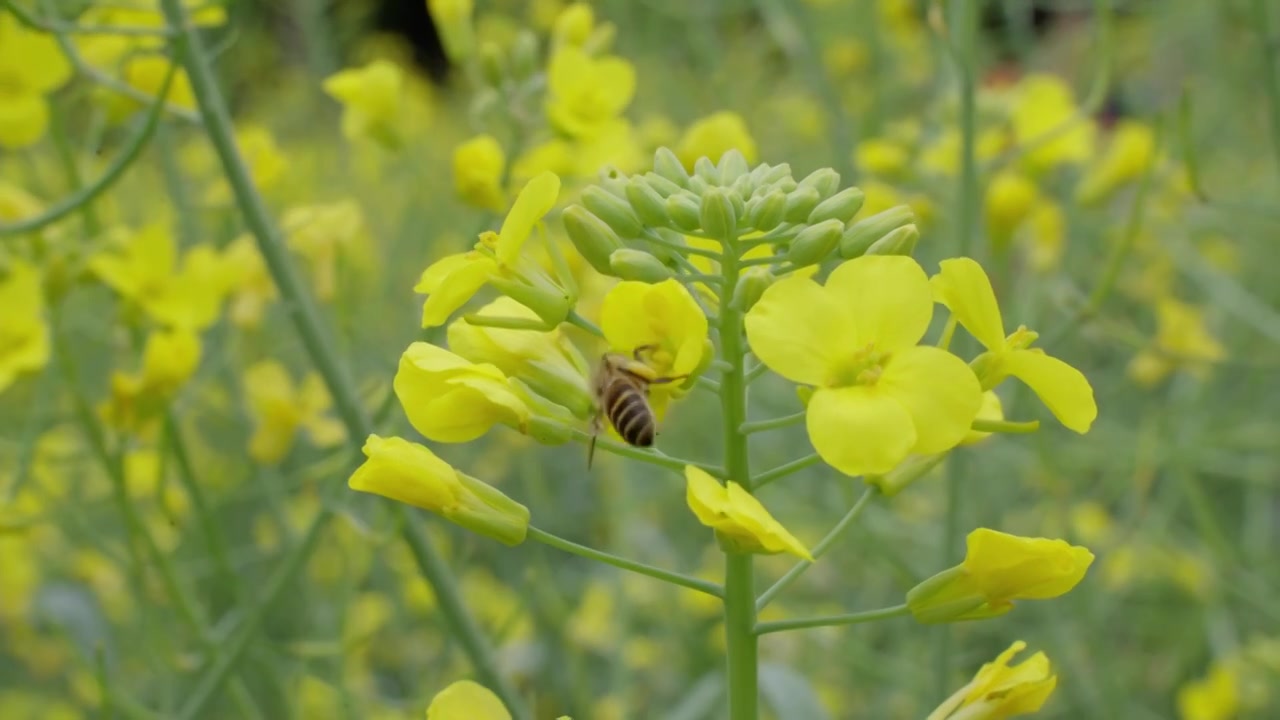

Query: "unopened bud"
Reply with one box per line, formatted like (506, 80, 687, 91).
(759, 163, 793, 187)
(797, 168, 841, 199)
(450, 472, 531, 545)
(665, 192, 702, 232)
(700, 187, 737, 240)
(866, 224, 920, 257)
(609, 248, 671, 283)
(839, 204, 916, 258)
(783, 186, 821, 223)
(730, 270, 774, 313)
(807, 186, 866, 225)
(479, 42, 506, 87)
(746, 190, 787, 232)
(626, 178, 670, 227)
(718, 149, 750, 186)
(786, 219, 844, 267)
(693, 156, 718, 185)
(582, 185, 643, 238)
(562, 205, 624, 274)
(489, 274, 573, 328)
(653, 147, 690, 187)
(643, 172, 683, 198)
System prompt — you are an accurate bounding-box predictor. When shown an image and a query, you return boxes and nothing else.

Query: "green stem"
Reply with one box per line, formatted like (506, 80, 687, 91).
(755, 604, 909, 635)
(566, 310, 604, 337)
(527, 527, 723, 597)
(1253, 0, 1280, 175)
(752, 453, 821, 489)
(48, 107, 99, 236)
(718, 228, 758, 720)
(163, 412, 241, 600)
(157, 1, 523, 715)
(740, 411, 805, 434)
(567, 426, 722, 477)
(756, 487, 876, 610)
(970, 418, 1039, 434)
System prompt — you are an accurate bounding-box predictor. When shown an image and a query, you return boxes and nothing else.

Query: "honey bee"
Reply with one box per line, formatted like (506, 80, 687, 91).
(589, 345, 686, 468)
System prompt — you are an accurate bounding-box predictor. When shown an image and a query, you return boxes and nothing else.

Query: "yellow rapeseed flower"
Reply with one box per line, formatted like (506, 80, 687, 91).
(928, 641, 1057, 720)
(283, 200, 367, 301)
(855, 137, 912, 179)
(415, 172, 562, 327)
(243, 360, 345, 464)
(1177, 663, 1240, 720)
(907, 528, 1094, 623)
(985, 170, 1040, 250)
(348, 435, 529, 545)
(0, 261, 50, 394)
(552, 3, 596, 48)
(1009, 74, 1096, 174)
(222, 235, 278, 328)
(394, 342, 532, 443)
(545, 46, 636, 139)
(203, 125, 289, 204)
(427, 680, 511, 720)
(426, 0, 476, 62)
(745, 255, 982, 476)
(102, 328, 201, 432)
(1024, 199, 1065, 273)
(1076, 120, 1158, 205)
(453, 134, 507, 211)
(600, 278, 708, 414)
(1128, 297, 1225, 387)
(685, 466, 812, 560)
(322, 60, 404, 149)
(675, 111, 758, 171)
(932, 257, 1096, 433)
(0, 15, 72, 148)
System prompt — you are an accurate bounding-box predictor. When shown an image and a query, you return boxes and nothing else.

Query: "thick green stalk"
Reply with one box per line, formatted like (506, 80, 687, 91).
(718, 234, 758, 720)
(1253, 0, 1280, 175)
(156, 2, 523, 716)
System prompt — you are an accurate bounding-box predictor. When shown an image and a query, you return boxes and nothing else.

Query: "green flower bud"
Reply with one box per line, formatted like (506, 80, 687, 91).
(797, 168, 841, 199)
(839, 204, 916, 258)
(904, 566, 996, 624)
(746, 189, 787, 232)
(665, 192, 702, 232)
(468, 88, 502, 125)
(759, 162, 793, 186)
(609, 248, 671, 283)
(728, 188, 746, 223)
(783, 186, 822, 223)
(489, 272, 573, 328)
(693, 156, 719, 185)
(451, 472, 532, 544)
(644, 228, 692, 266)
(866, 223, 920, 257)
(700, 187, 738, 240)
(479, 42, 506, 87)
(730, 270, 774, 312)
(865, 452, 946, 496)
(730, 175, 755, 205)
(718, 149, 750, 186)
(582, 185, 643, 239)
(786, 219, 844, 267)
(653, 147, 689, 187)
(562, 204, 624, 274)
(687, 174, 709, 196)
(643, 172, 684, 198)
(626, 178, 670, 227)
(510, 31, 539, 81)
(807, 186, 866, 225)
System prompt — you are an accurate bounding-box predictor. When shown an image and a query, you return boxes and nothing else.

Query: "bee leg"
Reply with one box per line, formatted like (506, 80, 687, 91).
(649, 373, 689, 386)
(632, 344, 659, 361)
(587, 412, 601, 470)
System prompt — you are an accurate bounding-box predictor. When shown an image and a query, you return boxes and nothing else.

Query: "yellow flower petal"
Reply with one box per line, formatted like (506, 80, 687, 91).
(744, 275, 856, 386)
(348, 435, 462, 513)
(825, 255, 934, 352)
(807, 385, 916, 476)
(878, 345, 982, 455)
(963, 528, 1094, 603)
(417, 254, 497, 328)
(0, 91, 50, 149)
(928, 641, 1058, 720)
(685, 464, 731, 526)
(496, 171, 560, 266)
(724, 482, 812, 560)
(601, 279, 707, 378)
(394, 342, 530, 443)
(683, 467, 811, 560)
(427, 680, 512, 720)
(931, 257, 1006, 351)
(1000, 350, 1097, 433)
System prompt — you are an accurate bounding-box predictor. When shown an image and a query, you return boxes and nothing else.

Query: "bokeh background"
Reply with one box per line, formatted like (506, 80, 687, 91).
(2, 0, 1279, 718)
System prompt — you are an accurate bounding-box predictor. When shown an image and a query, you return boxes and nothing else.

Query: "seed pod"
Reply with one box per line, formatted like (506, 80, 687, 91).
(807, 186, 866, 225)
(786, 219, 844, 267)
(653, 147, 689, 187)
(609, 248, 671, 283)
(700, 187, 737, 240)
(783, 186, 821, 223)
(839, 204, 916, 258)
(797, 168, 841, 199)
(562, 205, 624, 274)
(626, 177, 670, 227)
(746, 190, 787, 232)
(582, 185, 643, 238)
(665, 192, 702, 232)
(866, 224, 920, 257)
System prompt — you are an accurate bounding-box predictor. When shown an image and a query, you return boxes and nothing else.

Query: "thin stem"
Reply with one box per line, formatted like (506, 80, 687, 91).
(745, 362, 771, 384)
(163, 413, 241, 600)
(755, 604, 909, 635)
(566, 310, 604, 337)
(1253, 0, 1280, 175)
(970, 418, 1039, 434)
(462, 314, 555, 331)
(752, 453, 821, 489)
(643, 229, 723, 259)
(567, 427, 722, 477)
(696, 376, 722, 394)
(740, 411, 805, 434)
(741, 255, 787, 268)
(157, 1, 523, 715)
(527, 527, 723, 597)
(757, 487, 877, 610)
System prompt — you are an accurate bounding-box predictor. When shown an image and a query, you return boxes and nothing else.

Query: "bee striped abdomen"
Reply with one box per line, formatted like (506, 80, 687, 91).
(604, 377, 656, 447)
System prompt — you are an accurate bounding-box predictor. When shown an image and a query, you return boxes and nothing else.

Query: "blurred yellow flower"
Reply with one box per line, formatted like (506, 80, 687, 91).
(102, 328, 201, 432)
(243, 360, 345, 463)
(204, 125, 288, 203)
(984, 170, 1040, 249)
(546, 46, 636, 139)
(1024, 199, 1065, 273)
(676, 111, 758, 171)
(0, 182, 45, 222)
(349, 434, 529, 545)
(1128, 297, 1225, 386)
(447, 297, 594, 418)
(283, 200, 367, 301)
(552, 2, 595, 47)
(928, 641, 1057, 720)
(223, 234, 278, 328)
(453, 134, 507, 211)
(746, 255, 982, 476)
(0, 14, 72, 148)
(908, 528, 1094, 623)
(427, 0, 476, 62)
(932, 257, 1096, 433)
(394, 342, 532, 443)
(323, 60, 404, 149)
(685, 466, 812, 560)
(89, 223, 231, 330)
(1010, 74, 1096, 174)
(855, 137, 911, 179)
(568, 579, 620, 652)
(919, 127, 1008, 177)
(1177, 663, 1240, 720)
(427, 680, 510, 720)
(1076, 120, 1158, 205)
(0, 261, 50, 394)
